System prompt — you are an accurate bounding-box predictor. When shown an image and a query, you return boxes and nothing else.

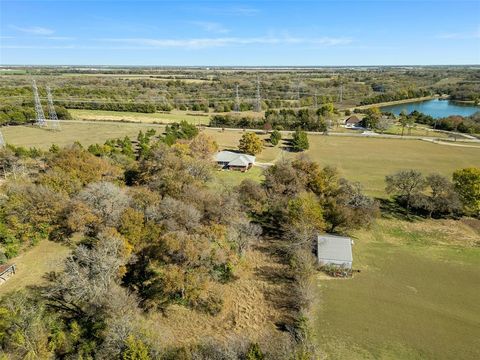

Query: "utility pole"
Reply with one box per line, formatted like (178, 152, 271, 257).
(339, 83, 343, 103)
(32, 79, 46, 126)
(46, 86, 60, 130)
(234, 83, 240, 112)
(255, 75, 261, 112)
(314, 90, 318, 108)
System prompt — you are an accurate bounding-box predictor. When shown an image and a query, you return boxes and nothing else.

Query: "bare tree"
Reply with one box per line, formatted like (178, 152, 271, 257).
(77, 181, 130, 227)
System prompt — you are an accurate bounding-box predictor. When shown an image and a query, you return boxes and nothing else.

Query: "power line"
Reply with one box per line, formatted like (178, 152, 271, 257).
(46, 86, 60, 130)
(31, 79, 46, 126)
(234, 83, 240, 112)
(255, 75, 261, 112)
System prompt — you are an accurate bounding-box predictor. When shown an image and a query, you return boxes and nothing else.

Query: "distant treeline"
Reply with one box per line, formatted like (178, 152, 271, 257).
(0, 105, 72, 125)
(55, 101, 161, 113)
(436, 81, 480, 103)
(360, 89, 432, 105)
(210, 105, 335, 131)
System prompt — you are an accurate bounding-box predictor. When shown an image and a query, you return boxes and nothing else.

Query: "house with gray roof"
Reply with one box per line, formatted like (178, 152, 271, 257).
(317, 234, 353, 269)
(214, 151, 256, 172)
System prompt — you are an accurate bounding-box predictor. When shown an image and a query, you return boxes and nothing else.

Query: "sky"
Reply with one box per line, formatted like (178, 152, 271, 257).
(0, 0, 479, 66)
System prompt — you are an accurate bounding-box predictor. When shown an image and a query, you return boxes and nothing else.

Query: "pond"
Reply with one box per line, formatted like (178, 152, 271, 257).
(380, 99, 480, 118)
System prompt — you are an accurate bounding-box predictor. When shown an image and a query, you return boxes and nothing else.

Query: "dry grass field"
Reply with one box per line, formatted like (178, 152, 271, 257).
(0, 240, 70, 295)
(70, 109, 212, 125)
(2, 122, 165, 149)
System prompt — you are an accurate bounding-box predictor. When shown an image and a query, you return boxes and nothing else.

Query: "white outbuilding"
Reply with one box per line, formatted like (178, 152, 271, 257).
(317, 234, 353, 269)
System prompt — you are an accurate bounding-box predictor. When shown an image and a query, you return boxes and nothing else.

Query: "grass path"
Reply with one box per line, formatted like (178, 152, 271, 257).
(0, 241, 71, 296)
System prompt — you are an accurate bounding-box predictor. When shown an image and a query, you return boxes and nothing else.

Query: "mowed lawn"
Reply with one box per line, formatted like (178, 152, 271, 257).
(304, 135, 480, 197)
(314, 218, 480, 360)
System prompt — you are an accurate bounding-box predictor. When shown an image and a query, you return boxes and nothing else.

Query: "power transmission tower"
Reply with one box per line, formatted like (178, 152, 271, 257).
(234, 83, 240, 112)
(31, 79, 46, 126)
(0, 130, 5, 148)
(255, 76, 261, 112)
(46, 86, 60, 130)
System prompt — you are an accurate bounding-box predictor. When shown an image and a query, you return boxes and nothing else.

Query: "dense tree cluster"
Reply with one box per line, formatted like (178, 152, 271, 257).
(210, 106, 335, 132)
(360, 89, 432, 105)
(0, 105, 72, 125)
(385, 168, 479, 218)
(0, 129, 296, 358)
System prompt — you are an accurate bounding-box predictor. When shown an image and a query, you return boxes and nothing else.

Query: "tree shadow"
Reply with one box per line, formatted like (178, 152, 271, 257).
(377, 198, 422, 222)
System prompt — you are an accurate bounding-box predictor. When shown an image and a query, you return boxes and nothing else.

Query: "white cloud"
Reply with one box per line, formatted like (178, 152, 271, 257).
(10, 25, 54, 35)
(97, 36, 352, 49)
(191, 21, 230, 34)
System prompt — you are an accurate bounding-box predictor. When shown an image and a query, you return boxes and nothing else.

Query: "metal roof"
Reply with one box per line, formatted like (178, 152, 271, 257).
(228, 155, 251, 167)
(317, 234, 353, 262)
(214, 151, 255, 165)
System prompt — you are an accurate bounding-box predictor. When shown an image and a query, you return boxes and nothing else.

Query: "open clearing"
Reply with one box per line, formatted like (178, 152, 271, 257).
(70, 109, 211, 125)
(2, 122, 165, 149)
(0, 240, 70, 295)
(69, 109, 264, 124)
(2, 123, 479, 196)
(314, 218, 480, 360)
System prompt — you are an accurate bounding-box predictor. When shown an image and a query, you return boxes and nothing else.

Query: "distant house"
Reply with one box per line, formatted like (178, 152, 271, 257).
(214, 151, 256, 172)
(344, 115, 362, 128)
(317, 234, 353, 269)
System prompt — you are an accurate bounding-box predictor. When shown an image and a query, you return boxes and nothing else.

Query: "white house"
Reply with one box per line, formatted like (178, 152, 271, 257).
(317, 234, 353, 269)
(214, 151, 256, 172)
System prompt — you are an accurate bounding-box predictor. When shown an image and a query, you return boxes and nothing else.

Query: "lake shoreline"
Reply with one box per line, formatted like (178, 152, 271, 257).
(379, 98, 480, 118)
(350, 95, 440, 111)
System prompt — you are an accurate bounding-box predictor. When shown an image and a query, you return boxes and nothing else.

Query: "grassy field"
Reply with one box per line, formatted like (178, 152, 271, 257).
(0, 240, 70, 295)
(2, 122, 165, 149)
(2, 123, 479, 196)
(70, 109, 212, 125)
(314, 218, 480, 360)
(383, 125, 450, 138)
(303, 135, 480, 197)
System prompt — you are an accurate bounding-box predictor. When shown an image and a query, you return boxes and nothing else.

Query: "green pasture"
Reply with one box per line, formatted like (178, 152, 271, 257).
(314, 218, 480, 360)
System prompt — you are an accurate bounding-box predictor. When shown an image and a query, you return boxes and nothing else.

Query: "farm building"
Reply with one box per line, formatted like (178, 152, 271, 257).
(317, 234, 353, 269)
(214, 151, 256, 171)
(344, 115, 362, 128)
